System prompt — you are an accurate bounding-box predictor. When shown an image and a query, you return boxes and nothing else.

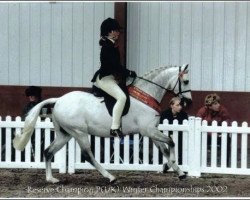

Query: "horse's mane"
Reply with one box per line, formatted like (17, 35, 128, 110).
(132, 64, 178, 88)
(142, 65, 178, 79)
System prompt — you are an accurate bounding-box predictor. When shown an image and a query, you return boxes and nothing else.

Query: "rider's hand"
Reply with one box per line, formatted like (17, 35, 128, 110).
(129, 70, 137, 78)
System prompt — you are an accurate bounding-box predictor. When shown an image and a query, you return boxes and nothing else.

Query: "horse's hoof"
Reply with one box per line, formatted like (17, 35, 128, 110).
(110, 177, 117, 184)
(178, 173, 187, 180)
(163, 163, 170, 173)
(47, 177, 60, 184)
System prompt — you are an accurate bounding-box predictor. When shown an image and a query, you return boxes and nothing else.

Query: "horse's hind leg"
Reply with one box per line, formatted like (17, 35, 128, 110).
(74, 132, 116, 183)
(153, 140, 186, 180)
(44, 127, 71, 183)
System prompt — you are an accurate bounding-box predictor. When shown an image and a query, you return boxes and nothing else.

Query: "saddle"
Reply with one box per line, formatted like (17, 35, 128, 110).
(91, 84, 130, 117)
(91, 83, 161, 116)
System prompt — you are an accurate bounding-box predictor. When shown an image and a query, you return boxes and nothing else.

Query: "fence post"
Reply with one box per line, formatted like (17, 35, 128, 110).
(187, 117, 201, 177)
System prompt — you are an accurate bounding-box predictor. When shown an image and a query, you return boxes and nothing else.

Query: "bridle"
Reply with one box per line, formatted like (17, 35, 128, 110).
(132, 65, 191, 98)
(171, 65, 191, 97)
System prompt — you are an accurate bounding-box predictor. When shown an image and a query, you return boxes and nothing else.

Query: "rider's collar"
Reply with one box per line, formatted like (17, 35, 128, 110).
(107, 37, 115, 43)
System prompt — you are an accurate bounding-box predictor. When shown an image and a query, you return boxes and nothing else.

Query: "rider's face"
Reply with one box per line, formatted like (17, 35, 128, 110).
(108, 30, 120, 41)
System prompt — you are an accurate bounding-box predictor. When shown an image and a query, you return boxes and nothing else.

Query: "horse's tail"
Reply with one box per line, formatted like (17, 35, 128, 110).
(13, 98, 58, 151)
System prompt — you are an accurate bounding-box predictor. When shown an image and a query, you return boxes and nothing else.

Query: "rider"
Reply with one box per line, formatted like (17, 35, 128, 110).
(91, 17, 137, 138)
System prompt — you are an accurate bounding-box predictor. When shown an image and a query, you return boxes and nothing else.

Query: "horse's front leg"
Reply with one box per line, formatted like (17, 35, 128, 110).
(144, 129, 176, 162)
(139, 125, 176, 163)
(152, 139, 186, 180)
(151, 139, 175, 169)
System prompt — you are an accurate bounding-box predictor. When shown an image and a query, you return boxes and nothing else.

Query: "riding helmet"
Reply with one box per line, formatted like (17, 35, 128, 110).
(100, 18, 122, 37)
(25, 86, 42, 98)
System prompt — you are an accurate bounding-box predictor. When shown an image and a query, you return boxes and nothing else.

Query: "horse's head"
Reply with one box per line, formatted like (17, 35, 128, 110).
(131, 64, 192, 108)
(169, 64, 192, 107)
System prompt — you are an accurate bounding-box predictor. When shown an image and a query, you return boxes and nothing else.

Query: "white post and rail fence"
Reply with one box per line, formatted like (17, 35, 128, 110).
(0, 116, 250, 177)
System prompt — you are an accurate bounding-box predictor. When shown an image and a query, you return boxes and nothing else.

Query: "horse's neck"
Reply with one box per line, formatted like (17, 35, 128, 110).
(133, 68, 177, 103)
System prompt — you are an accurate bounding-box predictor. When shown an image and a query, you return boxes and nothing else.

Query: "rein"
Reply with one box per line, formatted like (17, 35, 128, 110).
(136, 76, 172, 92)
(135, 65, 191, 97)
(172, 66, 191, 97)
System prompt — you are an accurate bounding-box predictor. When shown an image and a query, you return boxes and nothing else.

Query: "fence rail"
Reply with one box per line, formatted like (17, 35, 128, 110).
(0, 116, 250, 177)
(0, 116, 66, 173)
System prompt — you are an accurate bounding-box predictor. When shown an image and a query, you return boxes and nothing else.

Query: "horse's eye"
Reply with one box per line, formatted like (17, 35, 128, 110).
(183, 80, 189, 85)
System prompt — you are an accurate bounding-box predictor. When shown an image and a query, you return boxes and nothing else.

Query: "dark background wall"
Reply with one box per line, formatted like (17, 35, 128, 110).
(0, 86, 90, 118)
(161, 91, 250, 124)
(0, 85, 249, 124)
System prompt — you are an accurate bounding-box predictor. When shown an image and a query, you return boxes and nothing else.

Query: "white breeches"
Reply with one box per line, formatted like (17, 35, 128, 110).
(96, 75, 126, 129)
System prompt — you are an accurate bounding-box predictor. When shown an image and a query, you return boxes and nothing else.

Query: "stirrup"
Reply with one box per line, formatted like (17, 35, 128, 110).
(110, 129, 123, 138)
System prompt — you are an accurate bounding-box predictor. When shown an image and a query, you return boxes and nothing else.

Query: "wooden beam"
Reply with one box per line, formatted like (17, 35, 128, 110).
(115, 2, 127, 66)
